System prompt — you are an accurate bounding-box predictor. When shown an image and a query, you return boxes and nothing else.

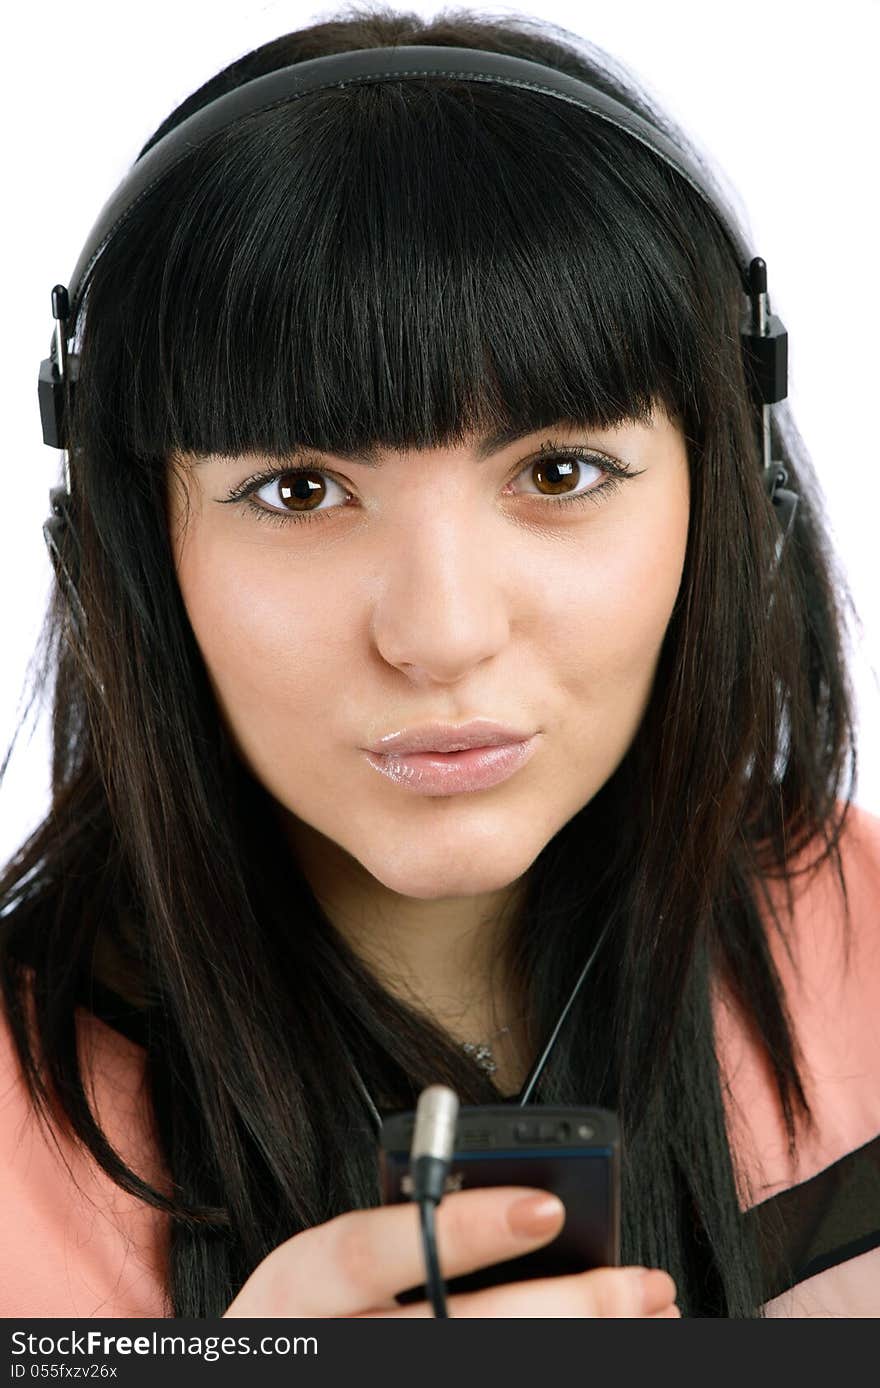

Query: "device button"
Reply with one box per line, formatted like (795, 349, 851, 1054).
(538, 1120, 571, 1141)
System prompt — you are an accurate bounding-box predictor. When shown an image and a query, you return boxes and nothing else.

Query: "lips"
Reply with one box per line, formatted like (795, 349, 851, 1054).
(362, 735, 540, 796)
(366, 719, 532, 756)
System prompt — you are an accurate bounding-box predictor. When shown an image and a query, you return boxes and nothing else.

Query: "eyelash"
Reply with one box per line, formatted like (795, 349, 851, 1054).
(220, 440, 640, 528)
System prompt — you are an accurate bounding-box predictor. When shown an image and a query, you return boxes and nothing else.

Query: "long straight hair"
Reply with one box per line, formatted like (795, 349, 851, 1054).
(1, 3, 860, 1316)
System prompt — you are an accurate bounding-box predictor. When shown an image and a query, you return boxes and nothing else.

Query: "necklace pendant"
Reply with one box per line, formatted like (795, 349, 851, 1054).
(462, 1041, 498, 1075)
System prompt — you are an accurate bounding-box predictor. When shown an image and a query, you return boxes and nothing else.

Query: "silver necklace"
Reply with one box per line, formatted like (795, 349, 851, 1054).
(461, 1018, 524, 1076)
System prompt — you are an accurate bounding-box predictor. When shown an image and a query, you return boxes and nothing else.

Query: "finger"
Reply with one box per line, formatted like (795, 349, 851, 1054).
(445, 1266, 677, 1319)
(363, 1266, 677, 1319)
(271, 1186, 566, 1316)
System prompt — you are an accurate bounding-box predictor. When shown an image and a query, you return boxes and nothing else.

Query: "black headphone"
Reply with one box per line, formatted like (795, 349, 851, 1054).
(34, 44, 801, 1121)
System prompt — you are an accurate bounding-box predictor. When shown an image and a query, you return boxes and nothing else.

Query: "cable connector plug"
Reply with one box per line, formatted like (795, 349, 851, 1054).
(409, 1085, 460, 1317)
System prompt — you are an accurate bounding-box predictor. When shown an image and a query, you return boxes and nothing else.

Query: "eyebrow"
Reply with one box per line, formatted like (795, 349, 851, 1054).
(196, 421, 588, 467)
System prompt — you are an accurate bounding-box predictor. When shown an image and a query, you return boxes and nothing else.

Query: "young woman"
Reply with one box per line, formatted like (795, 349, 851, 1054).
(2, 4, 878, 1320)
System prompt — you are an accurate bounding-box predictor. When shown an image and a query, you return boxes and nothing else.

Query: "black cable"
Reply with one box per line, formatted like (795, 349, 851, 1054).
(418, 1197, 448, 1317)
(516, 912, 616, 1105)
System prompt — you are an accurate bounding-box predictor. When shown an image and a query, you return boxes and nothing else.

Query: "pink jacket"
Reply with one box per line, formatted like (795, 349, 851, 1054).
(2, 801, 879, 1317)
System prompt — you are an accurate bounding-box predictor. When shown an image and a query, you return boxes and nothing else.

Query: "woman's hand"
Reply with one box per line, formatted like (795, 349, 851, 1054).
(222, 1186, 680, 1318)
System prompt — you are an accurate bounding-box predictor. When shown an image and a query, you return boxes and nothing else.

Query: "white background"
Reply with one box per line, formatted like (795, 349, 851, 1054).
(2, 1, 878, 868)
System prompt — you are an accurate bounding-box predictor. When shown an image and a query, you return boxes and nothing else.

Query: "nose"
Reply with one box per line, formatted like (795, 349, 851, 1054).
(369, 514, 511, 685)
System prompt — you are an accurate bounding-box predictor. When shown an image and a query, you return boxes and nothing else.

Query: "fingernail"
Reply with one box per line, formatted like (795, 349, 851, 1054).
(632, 1267, 676, 1312)
(507, 1193, 565, 1237)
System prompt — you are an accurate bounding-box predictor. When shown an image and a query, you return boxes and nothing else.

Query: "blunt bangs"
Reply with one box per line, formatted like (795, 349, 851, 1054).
(76, 79, 725, 466)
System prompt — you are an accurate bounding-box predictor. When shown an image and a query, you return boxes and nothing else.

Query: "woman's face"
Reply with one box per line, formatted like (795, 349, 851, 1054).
(168, 406, 690, 906)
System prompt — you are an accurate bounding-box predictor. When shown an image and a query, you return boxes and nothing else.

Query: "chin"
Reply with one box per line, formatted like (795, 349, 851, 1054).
(359, 842, 533, 902)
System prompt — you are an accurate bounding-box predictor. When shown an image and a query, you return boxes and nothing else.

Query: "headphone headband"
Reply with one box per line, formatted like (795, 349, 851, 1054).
(64, 44, 755, 315)
(38, 43, 789, 469)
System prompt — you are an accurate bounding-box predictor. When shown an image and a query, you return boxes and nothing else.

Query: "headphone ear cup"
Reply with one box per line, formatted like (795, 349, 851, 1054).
(762, 464, 799, 573)
(770, 486, 799, 546)
(43, 486, 87, 643)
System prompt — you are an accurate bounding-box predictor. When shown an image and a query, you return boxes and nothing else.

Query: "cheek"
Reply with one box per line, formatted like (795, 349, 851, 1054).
(557, 496, 685, 658)
(174, 531, 339, 728)
(540, 484, 689, 764)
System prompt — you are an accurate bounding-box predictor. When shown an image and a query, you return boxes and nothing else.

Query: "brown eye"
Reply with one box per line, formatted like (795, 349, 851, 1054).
(527, 456, 583, 497)
(276, 472, 327, 511)
(253, 469, 350, 517)
(512, 451, 603, 500)
(507, 448, 634, 513)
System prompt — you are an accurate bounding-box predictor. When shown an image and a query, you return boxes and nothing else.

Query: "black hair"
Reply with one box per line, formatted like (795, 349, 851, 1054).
(0, 3, 859, 1317)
